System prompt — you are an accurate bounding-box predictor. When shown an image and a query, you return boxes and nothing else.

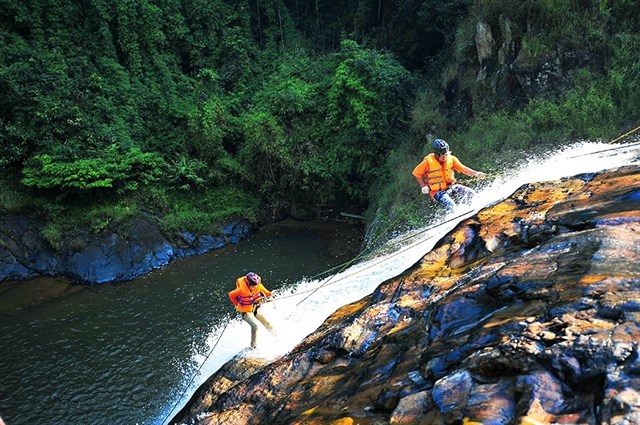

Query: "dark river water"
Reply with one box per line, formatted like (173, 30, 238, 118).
(0, 219, 364, 425)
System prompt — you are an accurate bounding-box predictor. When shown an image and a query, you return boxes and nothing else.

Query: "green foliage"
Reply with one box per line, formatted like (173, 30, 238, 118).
(520, 35, 554, 60)
(166, 154, 208, 191)
(256, 75, 315, 118)
(524, 81, 617, 139)
(461, 112, 530, 157)
(161, 188, 258, 234)
(1, 0, 638, 247)
(34, 198, 140, 250)
(327, 41, 378, 132)
(324, 39, 413, 200)
(236, 52, 333, 205)
(233, 41, 415, 209)
(85, 202, 140, 233)
(41, 221, 65, 252)
(0, 177, 30, 213)
(327, 39, 409, 134)
(185, 93, 243, 186)
(21, 146, 166, 192)
(410, 84, 448, 137)
(367, 135, 434, 237)
(237, 111, 293, 197)
(607, 32, 640, 121)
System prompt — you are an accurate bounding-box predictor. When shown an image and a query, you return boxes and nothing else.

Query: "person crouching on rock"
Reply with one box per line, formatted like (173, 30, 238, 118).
(229, 272, 277, 349)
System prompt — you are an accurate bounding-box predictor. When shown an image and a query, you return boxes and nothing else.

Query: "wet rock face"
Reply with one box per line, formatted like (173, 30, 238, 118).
(0, 218, 251, 284)
(173, 165, 640, 425)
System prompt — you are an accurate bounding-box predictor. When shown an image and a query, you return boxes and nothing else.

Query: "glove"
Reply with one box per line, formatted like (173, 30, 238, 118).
(421, 186, 430, 195)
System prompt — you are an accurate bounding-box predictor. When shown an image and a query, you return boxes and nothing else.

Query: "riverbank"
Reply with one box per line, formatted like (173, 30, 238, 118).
(0, 217, 365, 314)
(0, 206, 366, 285)
(0, 212, 253, 284)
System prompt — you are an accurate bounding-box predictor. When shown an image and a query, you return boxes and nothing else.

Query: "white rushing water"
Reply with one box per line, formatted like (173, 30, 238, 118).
(159, 140, 639, 424)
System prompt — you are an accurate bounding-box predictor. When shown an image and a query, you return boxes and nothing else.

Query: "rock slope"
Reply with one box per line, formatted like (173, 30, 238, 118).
(172, 164, 640, 425)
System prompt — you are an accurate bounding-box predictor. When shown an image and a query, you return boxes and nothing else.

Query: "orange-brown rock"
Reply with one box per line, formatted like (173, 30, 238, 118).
(172, 165, 640, 425)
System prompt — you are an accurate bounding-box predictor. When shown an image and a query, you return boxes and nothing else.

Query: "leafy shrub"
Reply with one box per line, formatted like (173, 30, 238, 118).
(161, 188, 258, 234)
(21, 145, 166, 192)
(42, 222, 65, 252)
(562, 83, 617, 137)
(86, 202, 140, 233)
(524, 80, 617, 139)
(409, 85, 447, 138)
(608, 32, 640, 122)
(0, 177, 30, 212)
(166, 154, 207, 191)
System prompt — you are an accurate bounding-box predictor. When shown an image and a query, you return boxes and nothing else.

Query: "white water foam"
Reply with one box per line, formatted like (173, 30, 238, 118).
(159, 140, 639, 425)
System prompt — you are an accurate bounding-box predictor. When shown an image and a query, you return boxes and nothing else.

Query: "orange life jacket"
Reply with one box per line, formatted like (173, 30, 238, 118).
(228, 276, 272, 313)
(412, 153, 457, 198)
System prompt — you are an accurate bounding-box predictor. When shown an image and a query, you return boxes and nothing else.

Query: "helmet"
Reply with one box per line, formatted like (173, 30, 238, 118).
(246, 272, 260, 285)
(432, 138, 450, 155)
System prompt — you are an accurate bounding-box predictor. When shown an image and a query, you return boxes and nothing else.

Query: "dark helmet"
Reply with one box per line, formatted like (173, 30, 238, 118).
(432, 138, 450, 155)
(246, 272, 260, 285)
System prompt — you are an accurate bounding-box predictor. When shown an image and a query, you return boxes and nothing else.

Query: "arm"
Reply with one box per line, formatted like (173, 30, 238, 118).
(412, 159, 431, 193)
(257, 284, 272, 299)
(414, 176, 429, 189)
(459, 164, 486, 178)
(229, 289, 240, 308)
(453, 157, 486, 178)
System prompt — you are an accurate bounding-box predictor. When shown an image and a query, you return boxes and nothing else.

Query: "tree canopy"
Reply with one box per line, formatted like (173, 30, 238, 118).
(1, 0, 638, 240)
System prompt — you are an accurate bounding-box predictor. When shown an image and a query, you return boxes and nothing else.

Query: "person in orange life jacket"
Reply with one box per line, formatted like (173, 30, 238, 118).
(229, 272, 277, 349)
(412, 138, 486, 212)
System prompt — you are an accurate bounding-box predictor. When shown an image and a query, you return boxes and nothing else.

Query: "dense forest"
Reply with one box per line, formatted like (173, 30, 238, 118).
(1, 0, 639, 247)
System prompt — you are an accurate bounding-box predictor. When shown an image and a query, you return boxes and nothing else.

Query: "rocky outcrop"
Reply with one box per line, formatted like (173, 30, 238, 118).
(172, 164, 640, 424)
(451, 14, 603, 116)
(0, 217, 251, 284)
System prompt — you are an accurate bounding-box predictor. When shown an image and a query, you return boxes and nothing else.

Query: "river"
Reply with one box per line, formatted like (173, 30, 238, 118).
(0, 219, 364, 425)
(1, 140, 638, 425)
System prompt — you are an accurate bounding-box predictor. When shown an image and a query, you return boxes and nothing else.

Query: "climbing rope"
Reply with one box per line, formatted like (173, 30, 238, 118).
(608, 123, 640, 144)
(457, 124, 640, 181)
(159, 209, 424, 424)
(562, 124, 640, 160)
(160, 205, 466, 424)
(282, 123, 640, 304)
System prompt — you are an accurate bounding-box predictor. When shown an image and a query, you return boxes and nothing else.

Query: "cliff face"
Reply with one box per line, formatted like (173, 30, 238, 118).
(173, 165, 640, 425)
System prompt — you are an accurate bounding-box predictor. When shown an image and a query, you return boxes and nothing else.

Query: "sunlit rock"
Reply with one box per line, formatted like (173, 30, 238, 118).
(171, 165, 640, 425)
(389, 390, 432, 424)
(432, 369, 473, 422)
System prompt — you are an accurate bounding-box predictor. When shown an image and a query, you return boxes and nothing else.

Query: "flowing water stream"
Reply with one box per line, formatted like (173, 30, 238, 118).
(0, 140, 638, 425)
